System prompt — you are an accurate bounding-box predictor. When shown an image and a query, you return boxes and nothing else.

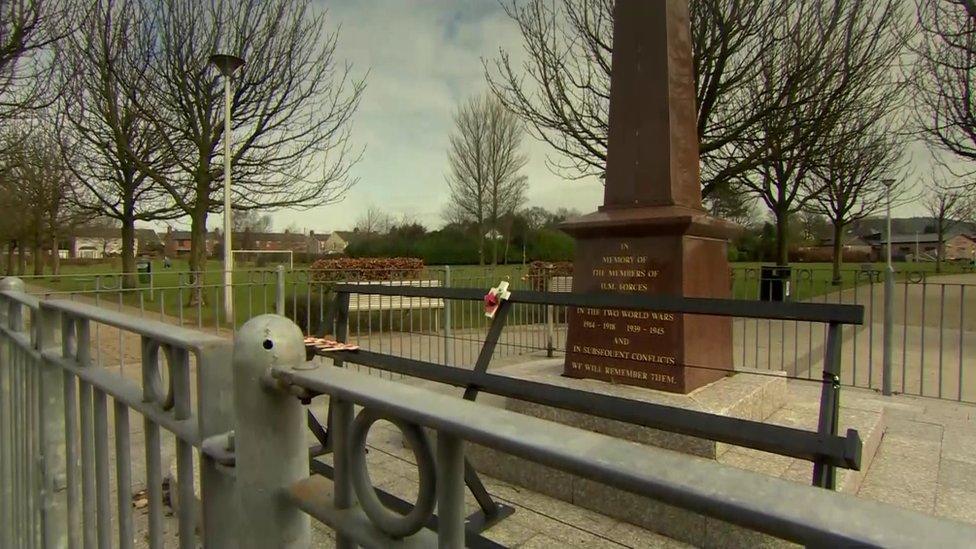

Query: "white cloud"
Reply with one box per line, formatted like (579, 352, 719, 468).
(243, 0, 602, 233)
(199, 0, 936, 236)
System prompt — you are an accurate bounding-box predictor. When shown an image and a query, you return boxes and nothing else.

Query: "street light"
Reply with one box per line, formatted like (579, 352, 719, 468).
(209, 53, 245, 323)
(882, 177, 896, 396)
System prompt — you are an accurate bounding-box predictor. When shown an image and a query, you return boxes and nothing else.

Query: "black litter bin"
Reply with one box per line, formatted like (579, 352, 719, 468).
(760, 265, 791, 301)
(137, 260, 152, 284)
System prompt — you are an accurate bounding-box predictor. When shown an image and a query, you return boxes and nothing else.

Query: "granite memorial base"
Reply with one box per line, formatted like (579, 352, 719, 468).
(459, 359, 887, 547)
(483, 359, 787, 460)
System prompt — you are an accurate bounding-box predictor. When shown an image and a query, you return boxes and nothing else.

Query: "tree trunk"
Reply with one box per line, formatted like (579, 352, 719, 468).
(187, 209, 209, 306)
(5, 241, 13, 275)
(32, 233, 43, 275)
(831, 222, 844, 285)
(16, 242, 25, 276)
(51, 234, 60, 275)
(477, 223, 485, 266)
(775, 210, 789, 266)
(120, 213, 137, 289)
(491, 226, 499, 266)
(936, 219, 944, 274)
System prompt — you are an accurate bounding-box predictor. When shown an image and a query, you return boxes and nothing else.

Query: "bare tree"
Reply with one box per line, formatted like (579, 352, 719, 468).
(232, 209, 273, 233)
(734, 1, 909, 266)
(806, 116, 908, 284)
(446, 94, 528, 265)
(925, 179, 971, 272)
(0, 126, 84, 275)
(0, 0, 77, 121)
(485, 0, 788, 210)
(355, 206, 393, 235)
(123, 0, 364, 301)
(59, 0, 182, 288)
(914, 0, 976, 174)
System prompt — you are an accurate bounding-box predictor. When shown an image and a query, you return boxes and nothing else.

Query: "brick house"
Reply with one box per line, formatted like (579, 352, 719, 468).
(63, 227, 162, 259)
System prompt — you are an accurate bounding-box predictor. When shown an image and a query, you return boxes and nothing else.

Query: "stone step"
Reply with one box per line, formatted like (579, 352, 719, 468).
(716, 383, 888, 494)
(463, 359, 888, 547)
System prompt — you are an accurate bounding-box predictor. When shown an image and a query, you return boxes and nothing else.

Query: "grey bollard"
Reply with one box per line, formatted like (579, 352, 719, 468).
(0, 278, 25, 323)
(0, 276, 25, 292)
(233, 314, 310, 549)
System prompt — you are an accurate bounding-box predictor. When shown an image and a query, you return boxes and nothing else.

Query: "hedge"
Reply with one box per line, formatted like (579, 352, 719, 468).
(308, 257, 424, 282)
(345, 228, 575, 264)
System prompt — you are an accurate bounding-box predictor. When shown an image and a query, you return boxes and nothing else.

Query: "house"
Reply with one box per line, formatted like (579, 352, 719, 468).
(794, 234, 873, 262)
(818, 234, 873, 254)
(163, 228, 218, 257)
(308, 231, 348, 254)
(163, 228, 349, 258)
(234, 229, 348, 255)
(64, 227, 162, 259)
(871, 232, 976, 262)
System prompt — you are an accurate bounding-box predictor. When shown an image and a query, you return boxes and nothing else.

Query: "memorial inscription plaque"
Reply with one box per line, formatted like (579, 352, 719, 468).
(561, 0, 735, 394)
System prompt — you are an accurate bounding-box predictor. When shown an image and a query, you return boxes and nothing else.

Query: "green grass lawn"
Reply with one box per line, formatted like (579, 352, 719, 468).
(14, 258, 973, 330)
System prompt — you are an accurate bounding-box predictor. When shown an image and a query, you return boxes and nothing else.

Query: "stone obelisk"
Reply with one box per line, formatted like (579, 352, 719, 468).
(561, 0, 735, 394)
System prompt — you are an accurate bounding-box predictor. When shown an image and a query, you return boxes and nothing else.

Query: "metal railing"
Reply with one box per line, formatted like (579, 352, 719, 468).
(254, 314, 976, 548)
(321, 283, 864, 490)
(15, 262, 976, 404)
(3, 275, 976, 547)
(0, 276, 237, 549)
(730, 265, 976, 403)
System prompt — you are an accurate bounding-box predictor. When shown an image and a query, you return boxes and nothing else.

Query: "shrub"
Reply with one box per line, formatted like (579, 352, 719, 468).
(308, 257, 424, 282)
(525, 228, 575, 261)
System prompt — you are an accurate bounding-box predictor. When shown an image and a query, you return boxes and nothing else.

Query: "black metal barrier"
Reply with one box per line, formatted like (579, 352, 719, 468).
(305, 284, 865, 543)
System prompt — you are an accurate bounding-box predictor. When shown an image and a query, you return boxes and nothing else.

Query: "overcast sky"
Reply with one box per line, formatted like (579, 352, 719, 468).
(228, 0, 604, 235)
(200, 0, 933, 236)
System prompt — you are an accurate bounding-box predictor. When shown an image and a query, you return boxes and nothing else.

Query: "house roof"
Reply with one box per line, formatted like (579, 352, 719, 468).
(135, 229, 161, 244)
(73, 226, 159, 243)
(234, 231, 308, 242)
(73, 226, 122, 238)
(819, 234, 872, 247)
(878, 232, 976, 245)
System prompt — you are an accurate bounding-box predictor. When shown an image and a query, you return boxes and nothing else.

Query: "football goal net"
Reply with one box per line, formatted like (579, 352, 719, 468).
(231, 249, 294, 269)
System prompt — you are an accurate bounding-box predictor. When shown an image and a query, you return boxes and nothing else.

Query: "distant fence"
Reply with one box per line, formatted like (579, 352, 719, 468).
(730, 265, 976, 403)
(9, 263, 976, 403)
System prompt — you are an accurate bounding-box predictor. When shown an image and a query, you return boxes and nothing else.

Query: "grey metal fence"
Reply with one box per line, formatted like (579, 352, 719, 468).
(14, 263, 976, 403)
(0, 276, 237, 549)
(3, 276, 976, 547)
(729, 265, 976, 403)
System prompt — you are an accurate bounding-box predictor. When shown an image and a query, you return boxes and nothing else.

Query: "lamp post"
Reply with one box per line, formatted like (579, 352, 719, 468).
(882, 178, 896, 396)
(210, 53, 245, 324)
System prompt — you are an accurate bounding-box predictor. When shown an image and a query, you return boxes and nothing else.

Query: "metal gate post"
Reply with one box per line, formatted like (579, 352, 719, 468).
(882, 264, 894, 395)
(233, 314, 310, 549)
(813, 322, 842, 489)
(276, 265, 286, 316)
(36, 305, 67, 549)
(443, 266, 452, 365)
(436, 433, 465, 548)
(197, 340, 237, 549)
